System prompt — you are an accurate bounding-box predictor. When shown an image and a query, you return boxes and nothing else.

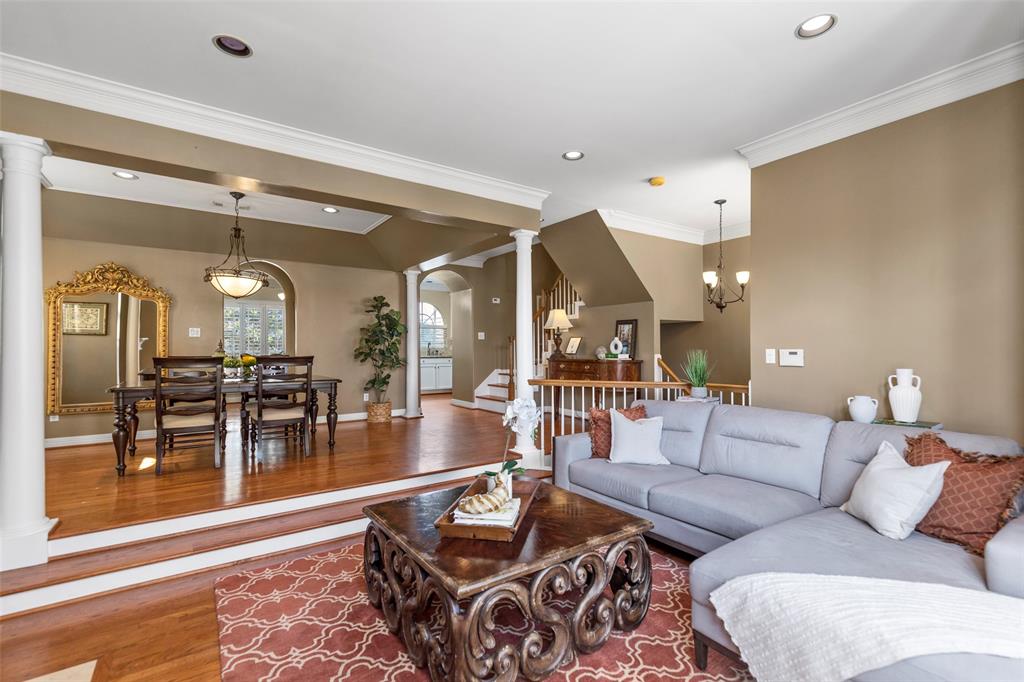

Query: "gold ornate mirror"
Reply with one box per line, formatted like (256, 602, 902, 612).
(46, 262, 172, 414)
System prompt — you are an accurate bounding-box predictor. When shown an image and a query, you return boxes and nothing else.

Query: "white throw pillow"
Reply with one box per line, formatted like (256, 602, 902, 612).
(609, 410, 670, 465)
(841, 441, 950, 540)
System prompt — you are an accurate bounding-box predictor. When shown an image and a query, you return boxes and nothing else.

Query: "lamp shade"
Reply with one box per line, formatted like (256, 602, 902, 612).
(543, 308, 573, 330)
(206, 270, 266, 299)
(735, 270, 750, 285)
(702, 271, 719, 287)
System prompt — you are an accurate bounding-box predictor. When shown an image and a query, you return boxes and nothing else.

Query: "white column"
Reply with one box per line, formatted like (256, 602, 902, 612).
(0, 132, 56, 570)
(404, 268, 422, 419)
(510, 229, 543, 467)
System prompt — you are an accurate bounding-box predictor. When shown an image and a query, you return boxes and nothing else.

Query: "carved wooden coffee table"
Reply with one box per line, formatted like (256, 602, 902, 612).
(363, 481, 653, 681)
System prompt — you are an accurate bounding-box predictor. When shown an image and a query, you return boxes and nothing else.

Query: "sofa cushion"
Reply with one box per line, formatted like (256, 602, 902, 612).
(905, 432, 1024, 555)
(698, 404, 834, 498)
(588, 405, 647, 458)
(567, 459, 701, 509)
(689, 507, 986, 608)
(649, 474, 821, 540)
(633, 400, 715, 468)
(820, 421, 1022, 508)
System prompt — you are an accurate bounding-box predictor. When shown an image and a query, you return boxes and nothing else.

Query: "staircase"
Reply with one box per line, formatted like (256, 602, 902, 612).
(480, 274, 584, 407)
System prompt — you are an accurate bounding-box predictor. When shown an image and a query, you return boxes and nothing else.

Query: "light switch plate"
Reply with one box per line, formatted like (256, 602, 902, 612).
(363, 393, 369, 402)
(188, 327, 201, 338)
(477, 332, 486, 340)
(49, 414, 59, 422)
(779, 348, 805, 367)
(765, 348, 776, 364)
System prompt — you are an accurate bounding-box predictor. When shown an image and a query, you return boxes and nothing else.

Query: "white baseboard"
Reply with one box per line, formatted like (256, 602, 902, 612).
(45, 409, 408, 447)
(450, 399, 477, 410)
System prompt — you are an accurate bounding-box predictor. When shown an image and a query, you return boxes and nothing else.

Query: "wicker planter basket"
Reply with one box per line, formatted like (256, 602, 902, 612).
(367, 401, 392, 423)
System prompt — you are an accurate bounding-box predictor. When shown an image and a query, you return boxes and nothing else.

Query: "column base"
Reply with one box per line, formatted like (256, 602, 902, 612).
(510, 444, 546, 470)
(0, 517, 57, 570)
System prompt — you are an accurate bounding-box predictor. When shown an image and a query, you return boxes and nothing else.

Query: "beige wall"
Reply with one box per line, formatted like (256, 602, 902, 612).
(44, 237, 405, 438)
(561, 301, 658, 380)
(609, 228, 704, 323)
(751, 82, 1023, 441)
(450, 289, 475, 403)
(661, 236, 751, 385)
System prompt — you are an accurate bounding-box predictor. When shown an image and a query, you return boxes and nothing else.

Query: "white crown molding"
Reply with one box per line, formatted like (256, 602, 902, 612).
(703, 220, 751, 245)
(737, 41, 1024, 168)
(598, 208, 705, 244)
(0, 53, 550, 209)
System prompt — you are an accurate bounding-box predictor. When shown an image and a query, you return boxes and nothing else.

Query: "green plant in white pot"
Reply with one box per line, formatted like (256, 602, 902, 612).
(682, 349, 712, 399)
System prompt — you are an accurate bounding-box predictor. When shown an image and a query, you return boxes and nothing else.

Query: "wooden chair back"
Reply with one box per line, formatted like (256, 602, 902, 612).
(153, 356, 224, 432)
(254, 355, 314, 423)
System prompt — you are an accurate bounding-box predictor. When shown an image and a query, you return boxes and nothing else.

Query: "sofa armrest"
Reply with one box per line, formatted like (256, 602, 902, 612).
(553, 432, 592, 488)
(985, 515, 1024, 598)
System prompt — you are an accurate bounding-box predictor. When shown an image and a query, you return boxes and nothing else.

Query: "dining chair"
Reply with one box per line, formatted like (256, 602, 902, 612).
(153, 357, 226, 475)
(253, 355, 314, 460)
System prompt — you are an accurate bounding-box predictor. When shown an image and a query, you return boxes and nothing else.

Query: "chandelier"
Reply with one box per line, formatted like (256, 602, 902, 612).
(204, 191, 268, 299)
(702, 199, 749, 313)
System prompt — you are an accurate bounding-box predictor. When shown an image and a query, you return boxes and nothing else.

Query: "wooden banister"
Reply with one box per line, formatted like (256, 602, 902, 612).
(656, 356, 685, 384)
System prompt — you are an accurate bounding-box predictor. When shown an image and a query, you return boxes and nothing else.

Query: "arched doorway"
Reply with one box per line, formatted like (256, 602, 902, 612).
(419, 270, 473, 408)
(221, 260, 297, 356)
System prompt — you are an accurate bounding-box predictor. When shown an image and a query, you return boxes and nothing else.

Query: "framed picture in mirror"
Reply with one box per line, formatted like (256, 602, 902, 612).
(62, 301, 108, 335)
(614, 319, 638, 358)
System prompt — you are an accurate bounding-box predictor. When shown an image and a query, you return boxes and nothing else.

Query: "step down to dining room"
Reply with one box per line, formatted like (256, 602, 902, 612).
(0, 469, 549, 617)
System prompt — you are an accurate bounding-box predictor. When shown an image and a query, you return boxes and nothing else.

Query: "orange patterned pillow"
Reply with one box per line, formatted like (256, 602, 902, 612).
(589, 405, 647, 458)
(904, 433, 1024, 554)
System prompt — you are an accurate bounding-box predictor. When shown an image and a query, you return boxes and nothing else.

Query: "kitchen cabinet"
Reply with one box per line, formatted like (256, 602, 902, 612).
(420, 357, 453, 392)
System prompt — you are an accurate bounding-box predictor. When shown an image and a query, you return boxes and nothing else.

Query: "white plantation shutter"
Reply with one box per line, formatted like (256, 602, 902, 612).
(223, 300, 286, 355)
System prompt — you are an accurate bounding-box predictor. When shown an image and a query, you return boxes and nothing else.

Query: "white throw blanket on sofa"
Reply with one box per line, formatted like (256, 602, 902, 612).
(709, 573, 1024, 682)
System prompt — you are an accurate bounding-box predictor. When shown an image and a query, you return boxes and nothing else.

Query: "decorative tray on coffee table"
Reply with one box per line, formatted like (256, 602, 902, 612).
(434, 476, 541, 542)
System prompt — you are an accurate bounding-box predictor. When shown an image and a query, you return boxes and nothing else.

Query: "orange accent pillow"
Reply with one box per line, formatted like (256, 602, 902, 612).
(904, 433, 1024, 555)
(589, 405, 647, 459)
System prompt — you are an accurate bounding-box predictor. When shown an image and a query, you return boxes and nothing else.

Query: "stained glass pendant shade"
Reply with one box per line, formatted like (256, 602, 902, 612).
(204, 191, 268, 299)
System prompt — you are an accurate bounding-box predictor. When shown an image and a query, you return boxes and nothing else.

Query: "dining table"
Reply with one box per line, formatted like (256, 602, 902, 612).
(107, 375, 342, 476)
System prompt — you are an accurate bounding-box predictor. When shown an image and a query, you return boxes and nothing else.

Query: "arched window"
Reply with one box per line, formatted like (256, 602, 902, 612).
(419, 302, 446, 349)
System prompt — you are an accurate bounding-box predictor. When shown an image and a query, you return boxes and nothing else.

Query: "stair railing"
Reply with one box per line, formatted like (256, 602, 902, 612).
(654, 353, 751, 406)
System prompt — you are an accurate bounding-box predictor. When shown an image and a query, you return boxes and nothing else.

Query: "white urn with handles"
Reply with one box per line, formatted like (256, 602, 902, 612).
(847, 395, 878, 424)
(887, 368, 922, 423)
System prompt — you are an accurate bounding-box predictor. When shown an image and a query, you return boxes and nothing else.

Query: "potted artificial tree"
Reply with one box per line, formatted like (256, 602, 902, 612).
(682, 349, 712, 399)
(354, 295, 406, 423)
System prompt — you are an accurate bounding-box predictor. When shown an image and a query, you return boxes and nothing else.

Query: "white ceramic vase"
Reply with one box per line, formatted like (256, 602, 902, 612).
(847, 395, 878, 423)
(887, 368, 922, 423)
(609, 337, 623, 355)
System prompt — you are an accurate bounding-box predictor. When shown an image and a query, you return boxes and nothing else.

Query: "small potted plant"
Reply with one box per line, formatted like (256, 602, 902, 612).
(354, 295, 406, 423)
(682, 349, 712, 399)
(240, 353, 257, 380)
(223, 355, 242, 377)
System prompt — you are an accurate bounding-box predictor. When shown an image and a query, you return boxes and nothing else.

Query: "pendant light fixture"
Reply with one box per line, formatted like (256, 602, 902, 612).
(204, 191, 268, 299)
(703, 199, 749, 313)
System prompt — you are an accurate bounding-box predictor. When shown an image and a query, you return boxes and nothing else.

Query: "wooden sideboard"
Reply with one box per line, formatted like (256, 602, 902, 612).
(547, 358, 643, 382)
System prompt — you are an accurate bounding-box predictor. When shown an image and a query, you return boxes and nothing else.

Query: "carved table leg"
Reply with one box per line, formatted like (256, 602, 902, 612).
(327, 385, 338, 448)
(309, 390, 319, 435)
(239, 393, 250, 457)
(112, 397, 130, 476)
(127, 402, 139, 457)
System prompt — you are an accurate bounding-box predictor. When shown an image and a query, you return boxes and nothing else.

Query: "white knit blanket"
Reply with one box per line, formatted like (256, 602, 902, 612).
(709, 573, 1024, 682)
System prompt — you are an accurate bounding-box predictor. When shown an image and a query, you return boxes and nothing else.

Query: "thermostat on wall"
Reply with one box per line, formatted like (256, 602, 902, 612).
(779, 349, 804, 367)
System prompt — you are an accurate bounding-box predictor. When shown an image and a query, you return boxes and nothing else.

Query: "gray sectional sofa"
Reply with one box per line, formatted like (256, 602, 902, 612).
(553, 400, 1024, 682)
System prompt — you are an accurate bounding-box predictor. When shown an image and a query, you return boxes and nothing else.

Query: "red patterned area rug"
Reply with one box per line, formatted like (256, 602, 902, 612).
(214, 542, 751, 681)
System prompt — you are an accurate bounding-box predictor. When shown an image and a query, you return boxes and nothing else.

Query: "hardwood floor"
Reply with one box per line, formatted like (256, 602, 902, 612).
(46, 395, 507, 538)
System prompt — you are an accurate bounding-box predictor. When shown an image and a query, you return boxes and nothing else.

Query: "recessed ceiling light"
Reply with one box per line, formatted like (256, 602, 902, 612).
(796, 14, 837, 39)
(212, 34, 253, 58)
(112, 170, 139, 180)
(322, 206, 340, 214)
(561, 150, 585, 161)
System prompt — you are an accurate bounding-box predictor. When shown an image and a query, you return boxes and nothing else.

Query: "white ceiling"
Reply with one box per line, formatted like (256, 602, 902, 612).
(4, 1, 1023, 232)
(41, 156, 391, 233)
